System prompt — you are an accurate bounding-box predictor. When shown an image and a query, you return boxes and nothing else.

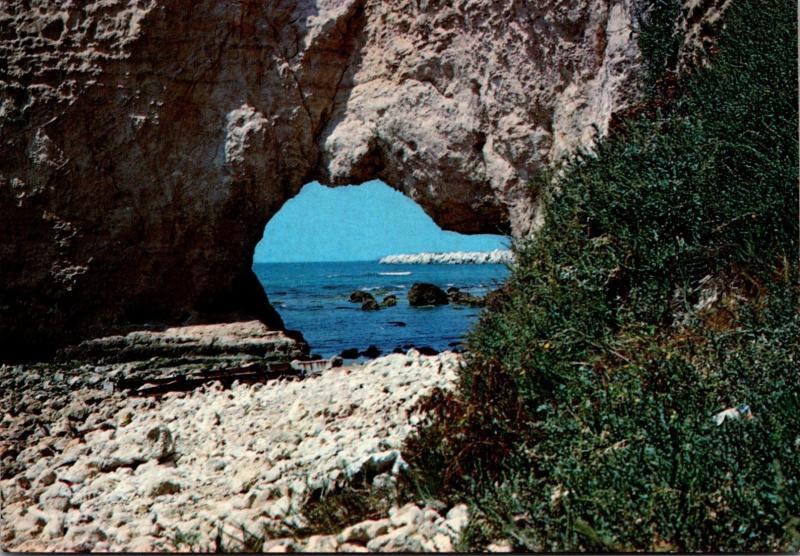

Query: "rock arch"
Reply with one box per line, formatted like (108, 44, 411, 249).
(0, 0, 642, 359)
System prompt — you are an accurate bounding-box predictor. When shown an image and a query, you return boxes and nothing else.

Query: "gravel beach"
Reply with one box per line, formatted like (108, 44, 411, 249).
(0, 348, 484, 552)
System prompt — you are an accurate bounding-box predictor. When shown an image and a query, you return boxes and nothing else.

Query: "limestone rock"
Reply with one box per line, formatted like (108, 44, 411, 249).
(62, 321, 308, 364)
(339, 542, 370, 552)
(487, 540, 515, 552)
(366, 525, 425, 552)
(338, 518, 391, 544)
(0, 0, 652, 357)
(445, 504, 470, 534)
(303, 534, 339, 552)
(389, 503, 423, 528)
(144, 426, 176, 463)
(39, 482, 72, 512)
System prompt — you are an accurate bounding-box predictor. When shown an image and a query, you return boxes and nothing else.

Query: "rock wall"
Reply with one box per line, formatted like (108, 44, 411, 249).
(0, 0, 646, 358)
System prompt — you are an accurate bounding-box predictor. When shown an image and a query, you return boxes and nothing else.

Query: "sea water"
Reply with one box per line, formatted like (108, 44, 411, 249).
(253, 261, 510, 358)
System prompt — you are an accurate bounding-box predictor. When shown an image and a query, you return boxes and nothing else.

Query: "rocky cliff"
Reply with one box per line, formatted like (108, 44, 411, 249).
(0, 0, 647, 358)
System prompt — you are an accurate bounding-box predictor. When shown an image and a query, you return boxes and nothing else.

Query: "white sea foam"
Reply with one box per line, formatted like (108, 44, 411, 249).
(379, 271, 412, 276)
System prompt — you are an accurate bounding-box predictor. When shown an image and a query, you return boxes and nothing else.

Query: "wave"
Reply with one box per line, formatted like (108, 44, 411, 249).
(378, 271, 412, 276)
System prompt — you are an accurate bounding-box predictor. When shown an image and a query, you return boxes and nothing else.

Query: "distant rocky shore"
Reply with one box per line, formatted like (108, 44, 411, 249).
(379, 250, 513, 265)
(0, 322, 509, 552)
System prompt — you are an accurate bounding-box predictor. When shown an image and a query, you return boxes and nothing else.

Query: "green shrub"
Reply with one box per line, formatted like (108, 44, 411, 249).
(404, 0, 799, 550)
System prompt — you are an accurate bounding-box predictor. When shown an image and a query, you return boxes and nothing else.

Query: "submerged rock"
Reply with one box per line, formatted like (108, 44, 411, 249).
(408, 284, 449, 307)
(381, 295, 397, 308)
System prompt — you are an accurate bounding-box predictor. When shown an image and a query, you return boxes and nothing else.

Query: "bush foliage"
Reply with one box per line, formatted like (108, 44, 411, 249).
(404, 0, 799, 550)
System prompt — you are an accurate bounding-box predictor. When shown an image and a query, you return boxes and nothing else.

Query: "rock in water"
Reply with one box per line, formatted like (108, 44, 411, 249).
(0, 0, 671, 357)
(361, 298, 380, 311)
(381, 295, 397, 307)
(408, 284, 449, 307)
(361, 345, 382, 358)
(350, 291, 375, 304)
(447, 288, 486, 307)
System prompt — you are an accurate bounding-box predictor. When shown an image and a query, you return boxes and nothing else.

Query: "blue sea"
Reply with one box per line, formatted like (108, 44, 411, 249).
(253, 261, 510, 358)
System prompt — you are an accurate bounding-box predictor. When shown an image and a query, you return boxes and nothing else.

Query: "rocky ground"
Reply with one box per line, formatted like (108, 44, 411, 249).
(0, 330, 501, 552)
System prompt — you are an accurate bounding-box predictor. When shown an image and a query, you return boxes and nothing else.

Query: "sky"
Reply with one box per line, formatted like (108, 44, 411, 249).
(253, 180, 508, 262)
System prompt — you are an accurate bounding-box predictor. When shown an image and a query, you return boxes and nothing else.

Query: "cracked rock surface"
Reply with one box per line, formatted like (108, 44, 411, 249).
(0, 350, 467, 552)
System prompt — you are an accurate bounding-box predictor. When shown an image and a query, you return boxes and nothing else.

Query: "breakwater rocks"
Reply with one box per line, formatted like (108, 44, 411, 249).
(379, 250, 514, 265)
(0, 350, 478, 552)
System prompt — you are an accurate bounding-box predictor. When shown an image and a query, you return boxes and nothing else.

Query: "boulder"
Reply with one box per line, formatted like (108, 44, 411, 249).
(360, 345, 381, 359)
(381, 295, 397, 307)
(340, 348, 360, 359)
(450, 291, 486, 307)
(350, 291, 375, 304)
(338, 519, 391, 544)
(408, 284, 449, 307)
(361, 298, 380, 311)
(145, 426, 176, 463)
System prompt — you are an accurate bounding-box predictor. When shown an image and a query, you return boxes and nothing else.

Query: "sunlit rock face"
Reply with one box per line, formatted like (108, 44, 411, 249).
(0, 0, 651, 357)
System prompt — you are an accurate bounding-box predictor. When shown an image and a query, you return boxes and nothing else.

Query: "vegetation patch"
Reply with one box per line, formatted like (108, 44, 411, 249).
(293, 477, 398, 537)
(169, 477, 401, 552)
(404, 0, 799, 551)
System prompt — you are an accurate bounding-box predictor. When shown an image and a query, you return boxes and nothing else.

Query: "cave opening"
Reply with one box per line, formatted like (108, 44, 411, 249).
(252, 180, 510, 359)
